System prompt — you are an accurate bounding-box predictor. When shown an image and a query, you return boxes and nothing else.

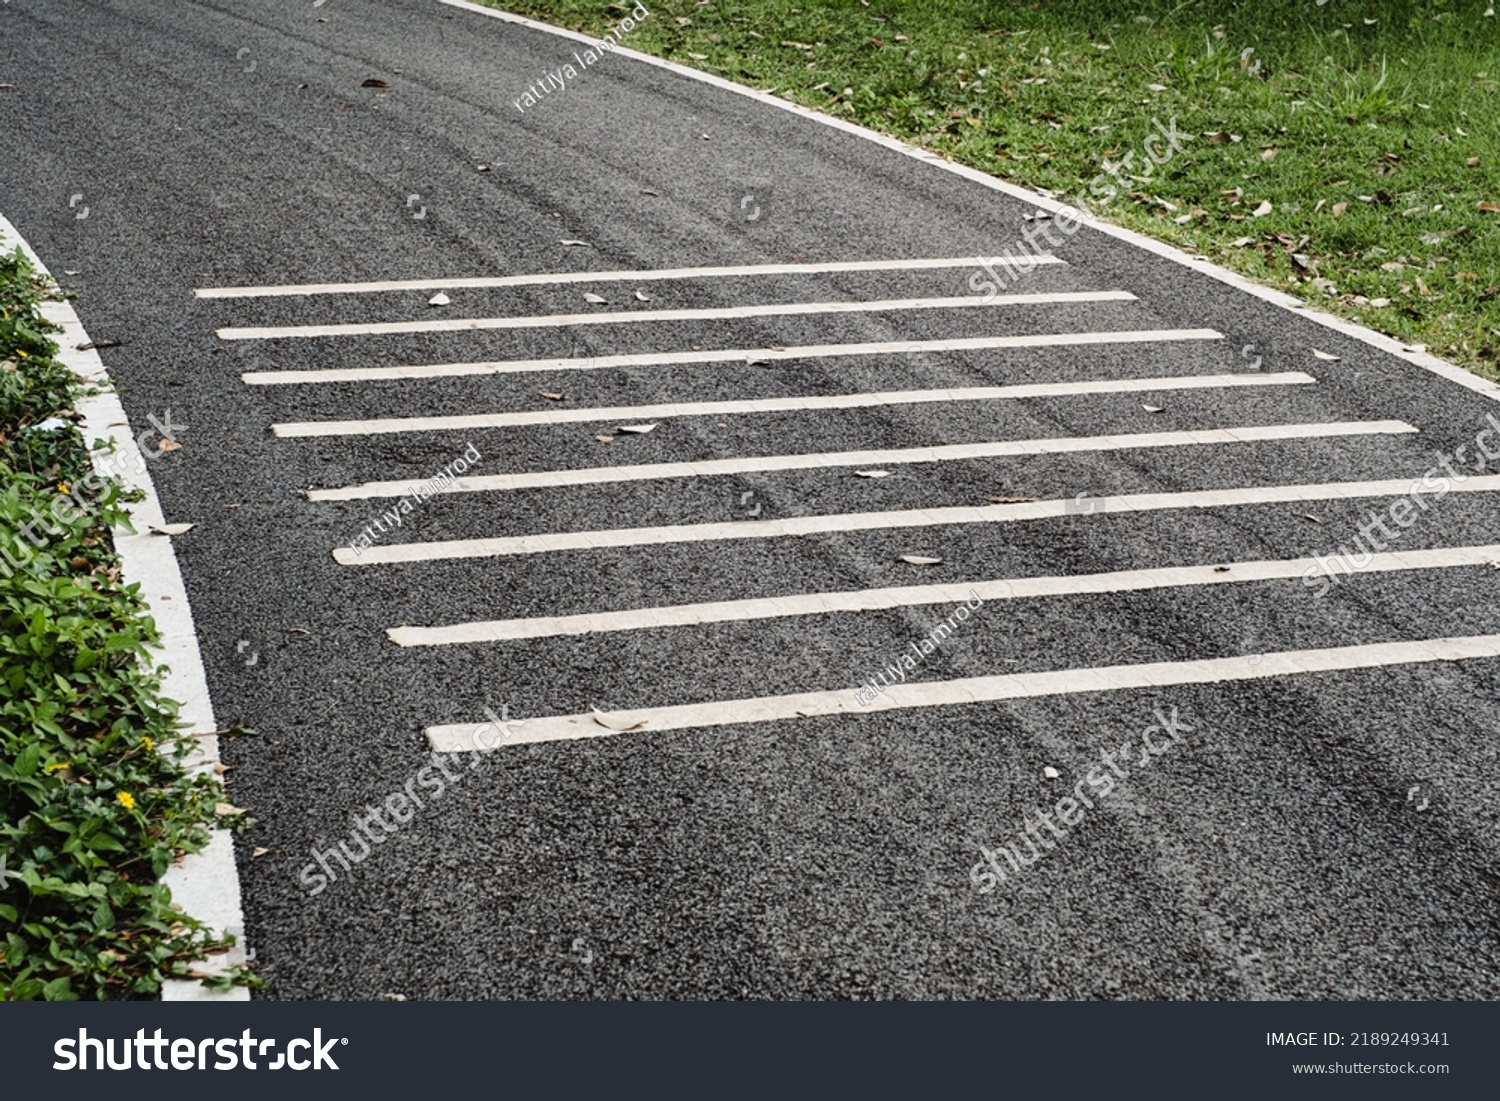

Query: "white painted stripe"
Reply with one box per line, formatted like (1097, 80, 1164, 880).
(242, 327, 1223, 385)
(392, 543, 1500, 646)
(426, 634, 1500, 748)
(315, 420, 1414, 500)
(218, 290, 1134, 341)
(197, 256, 1061, 299)
(277, 371, 1312, 438)
(438, 0, 1500, 408)
(337, 473, 1500, 565)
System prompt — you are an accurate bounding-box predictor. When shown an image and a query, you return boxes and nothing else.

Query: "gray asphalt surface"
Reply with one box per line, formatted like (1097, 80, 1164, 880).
(3, 0, 1499, 1000)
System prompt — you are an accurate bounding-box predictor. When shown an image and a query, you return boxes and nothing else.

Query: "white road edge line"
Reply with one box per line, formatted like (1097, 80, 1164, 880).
(218, 290, 1134, 341)
(391, 541, 1499, 647)
(434, 0, 1500, 409)
(196, 255, 1063, 298)
(242, 327, 1223, 385)
(315, 419, 1414, 500)
(278, 371, 1313, 438)
(0, 213, 248, 1001)
(337, 473, 1500, 564)
(426, 634, 1500, 748)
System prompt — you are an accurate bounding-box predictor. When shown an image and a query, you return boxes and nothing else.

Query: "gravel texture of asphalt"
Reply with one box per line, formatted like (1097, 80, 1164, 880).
(2, 0, 1498, 1000)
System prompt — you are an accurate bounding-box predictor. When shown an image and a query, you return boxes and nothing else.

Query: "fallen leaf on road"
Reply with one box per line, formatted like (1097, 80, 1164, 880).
(595, 434, 615, 443)
(560, 238, 590, 246)
(1303, 514, 1324, 524)
(591, 708, 648, 732)
(634, 290, 650, 301)
(617, 423, 657, 434)
(539, 392, 563, 400)
(252, 847, 271, 858)
(1213, 565, 1231, 573)
(1312, 349, 1341, 361)
(855, 470, 891, 478)
(898, 555, 943, 565)
(149, 523, 194, 536)
(157, 438, 182, 453)
(428, 292, 451, 306)
(1043, 766, 1061, 779)
(361, 79, 389, 88)
(583, 292, 607, 304)
(1141, 403, 1164, 413)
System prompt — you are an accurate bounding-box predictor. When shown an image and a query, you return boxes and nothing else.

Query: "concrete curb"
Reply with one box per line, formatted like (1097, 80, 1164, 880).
(444, 0, 1500, 408)
(0, 212, 250, 1001)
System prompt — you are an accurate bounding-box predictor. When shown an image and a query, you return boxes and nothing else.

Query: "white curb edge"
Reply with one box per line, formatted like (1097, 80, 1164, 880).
(0, 213, 249, 1001)
(444, 0, 1500, 407)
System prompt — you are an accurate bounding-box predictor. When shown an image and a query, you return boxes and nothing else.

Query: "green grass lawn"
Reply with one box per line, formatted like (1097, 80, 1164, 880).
(488, 0, 1500, 378)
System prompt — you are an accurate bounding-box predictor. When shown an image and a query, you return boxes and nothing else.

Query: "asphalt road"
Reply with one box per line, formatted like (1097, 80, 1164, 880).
(3, 0, 1499, 1000)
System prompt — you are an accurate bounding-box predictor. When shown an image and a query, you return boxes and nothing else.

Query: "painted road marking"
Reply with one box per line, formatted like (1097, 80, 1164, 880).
(217, 290, 1135, 341)
(335, 473, 1500, 564)
(388, 542, 1500, 646)
(425, 634, 1500, 749)
(313, 420, 1414, 500)
(276, 371, 1313, 438)
(242, 327, 1223, 385)
(197, 256, 1065, 298)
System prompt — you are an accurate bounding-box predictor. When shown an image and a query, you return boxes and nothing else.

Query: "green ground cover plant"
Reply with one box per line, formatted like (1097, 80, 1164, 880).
(0, 248, 251, 999)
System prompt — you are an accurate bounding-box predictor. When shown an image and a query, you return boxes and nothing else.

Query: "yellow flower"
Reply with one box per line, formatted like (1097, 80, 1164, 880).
(44, 762, 69, 773)
(140, 736, 153, 752)
(116, 791, 136, 810)
(58, 483, 70, 495)
(15, 349, 28, 358)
